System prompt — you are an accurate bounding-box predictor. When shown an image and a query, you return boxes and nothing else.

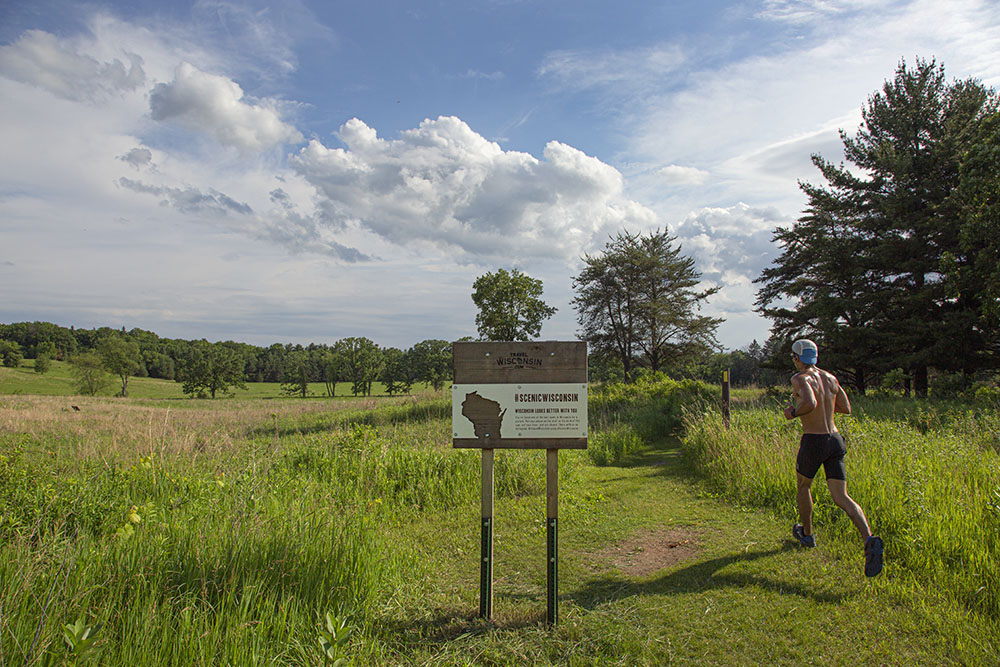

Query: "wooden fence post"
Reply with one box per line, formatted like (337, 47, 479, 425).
(722, 369, 731, 428)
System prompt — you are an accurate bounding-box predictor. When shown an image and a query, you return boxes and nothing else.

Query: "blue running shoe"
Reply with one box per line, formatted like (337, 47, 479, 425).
(865, 536, 884, 577)
(792, 523, 816, 547)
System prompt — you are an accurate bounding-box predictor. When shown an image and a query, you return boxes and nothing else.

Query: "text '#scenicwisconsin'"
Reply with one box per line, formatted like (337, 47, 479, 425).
(513, 393, 579, 402)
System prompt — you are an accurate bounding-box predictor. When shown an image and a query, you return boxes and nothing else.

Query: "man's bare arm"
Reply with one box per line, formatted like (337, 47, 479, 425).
(835, 384, 851, 414)
(785, 374, 817, 420)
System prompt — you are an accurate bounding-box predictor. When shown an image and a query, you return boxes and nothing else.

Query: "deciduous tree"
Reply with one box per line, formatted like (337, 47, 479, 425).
(381, 347, 413, 396)
(98, 334, 141, 397)
(340, 337, 383, 396)
(408, 339, 451, 390)
(70, 352, 110, 395)
(181, 341, 248, 399)
(472, 268, 556, 341)
(573, 229, 720, 381)
(281, 349, 311, 398)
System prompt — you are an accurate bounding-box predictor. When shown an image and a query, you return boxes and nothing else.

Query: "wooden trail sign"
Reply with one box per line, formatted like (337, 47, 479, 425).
(452, 341, 587, 625)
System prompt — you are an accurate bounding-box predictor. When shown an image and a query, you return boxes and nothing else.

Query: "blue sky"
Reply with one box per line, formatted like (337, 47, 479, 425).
(2, 0, 999, 351)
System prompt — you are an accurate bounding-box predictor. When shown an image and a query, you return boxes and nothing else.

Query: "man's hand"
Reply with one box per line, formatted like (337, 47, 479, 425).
(784, 403, 797, 420)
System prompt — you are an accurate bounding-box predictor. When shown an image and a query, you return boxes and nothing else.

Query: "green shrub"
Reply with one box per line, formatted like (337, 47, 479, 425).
(930, 371, 972, 398)
(588, 423, 643, 466)
(0, 339, 23, 368)
(875, 368, 909, 397)
(590, 374, 717, 438)
(33, 354, 51, 374)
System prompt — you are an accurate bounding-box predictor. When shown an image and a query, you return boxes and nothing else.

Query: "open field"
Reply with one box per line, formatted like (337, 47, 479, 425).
(0, 360, 436, 400)
(1, 378, 997, 665)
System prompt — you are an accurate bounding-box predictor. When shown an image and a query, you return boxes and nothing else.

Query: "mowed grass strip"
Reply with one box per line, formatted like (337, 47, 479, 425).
(387, 440, 993, 666)
(0, 384, 995, 665)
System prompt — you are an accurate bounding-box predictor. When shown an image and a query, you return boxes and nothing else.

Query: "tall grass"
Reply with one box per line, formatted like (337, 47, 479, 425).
(0, 392, 552, 665)
(682, 396, 1000, 620)
(586, 375, 716, 465)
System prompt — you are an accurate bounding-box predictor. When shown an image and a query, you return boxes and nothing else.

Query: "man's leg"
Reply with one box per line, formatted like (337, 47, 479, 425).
(826, 479, 872, 540)
(796, 472, 814, 535)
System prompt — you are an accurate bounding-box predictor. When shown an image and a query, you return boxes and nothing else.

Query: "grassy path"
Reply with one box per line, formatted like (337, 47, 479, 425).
(381, 439, 991, 665)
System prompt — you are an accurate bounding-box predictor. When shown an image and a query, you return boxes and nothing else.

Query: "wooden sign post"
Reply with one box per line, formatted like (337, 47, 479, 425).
(452, 341, 587, 626)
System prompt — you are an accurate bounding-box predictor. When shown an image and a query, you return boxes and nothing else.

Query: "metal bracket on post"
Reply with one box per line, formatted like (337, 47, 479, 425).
(480, 448, 494, 619)
(546, 448, 558, 626)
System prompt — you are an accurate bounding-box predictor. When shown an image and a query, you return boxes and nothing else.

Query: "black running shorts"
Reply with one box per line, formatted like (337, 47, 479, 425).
(796, 432, 847, 481)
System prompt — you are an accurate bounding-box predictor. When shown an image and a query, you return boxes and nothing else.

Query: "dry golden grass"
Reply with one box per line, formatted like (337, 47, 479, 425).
(0, 393, 437, 460)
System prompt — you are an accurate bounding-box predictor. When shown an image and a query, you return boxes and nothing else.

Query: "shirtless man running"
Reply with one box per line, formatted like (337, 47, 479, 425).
(784, 339, 884, 577)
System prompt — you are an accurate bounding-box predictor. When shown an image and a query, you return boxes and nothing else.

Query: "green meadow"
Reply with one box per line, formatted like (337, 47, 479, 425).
(1, 372, 997, 665)
(0, 360, 431, 400)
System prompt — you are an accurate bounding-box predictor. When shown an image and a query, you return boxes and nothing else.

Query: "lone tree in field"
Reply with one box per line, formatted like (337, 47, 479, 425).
(70, 351, 111, 396)
(281, 349, 312, 398)
(408, 339, 452, 390)
(181, 341, 248, 399)
(33, 341, 56, 374)
(472, 268, 557, 341)
(340, 337, 383, 396)
(320, 346, 346, 397)
(0, 340, 23, 368)
(381, 347, 413, 396)
(755, 58, 998, 394)
(98, 334, 141, 397)
(573, 229, 721, 381)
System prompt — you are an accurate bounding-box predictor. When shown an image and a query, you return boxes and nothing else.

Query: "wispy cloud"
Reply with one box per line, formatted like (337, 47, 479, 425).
(658, 165, 710, 186)
(118, 177, 253, 215)
(457, 69, 505, 81)
(0, 29, 144, 101)
(538, 44, 687, 100)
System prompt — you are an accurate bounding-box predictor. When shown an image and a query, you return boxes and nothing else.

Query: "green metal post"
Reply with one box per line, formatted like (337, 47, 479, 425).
(480, 448, 494, 619)
(480, 516, 492, 618)
(546, 448, 558, 626)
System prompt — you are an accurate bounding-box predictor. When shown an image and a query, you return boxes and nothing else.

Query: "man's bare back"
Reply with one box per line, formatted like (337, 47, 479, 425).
(785, 366, 851, 434)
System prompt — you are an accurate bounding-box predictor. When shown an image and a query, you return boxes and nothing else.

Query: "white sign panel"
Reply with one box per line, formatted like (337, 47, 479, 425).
(452, 383, 588, 439)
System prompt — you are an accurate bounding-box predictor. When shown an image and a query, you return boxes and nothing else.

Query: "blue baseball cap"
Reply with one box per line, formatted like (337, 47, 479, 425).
(792, 339, 818, 365)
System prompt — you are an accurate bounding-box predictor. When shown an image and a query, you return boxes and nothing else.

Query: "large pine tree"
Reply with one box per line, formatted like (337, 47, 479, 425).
(756, 59, 997, 394)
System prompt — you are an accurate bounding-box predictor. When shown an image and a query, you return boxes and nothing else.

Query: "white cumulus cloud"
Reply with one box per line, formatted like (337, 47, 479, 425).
(675, 202, 787, 289)
(149, 62, 303, 152)
(290, 116, 657, 262)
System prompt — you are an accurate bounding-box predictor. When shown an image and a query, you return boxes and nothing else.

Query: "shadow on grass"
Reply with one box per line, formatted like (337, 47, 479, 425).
(605, 436, 703, 484)
(568, 542, 850, 610)
(377, 604, 546, 645)
(578, 437, 853, 608)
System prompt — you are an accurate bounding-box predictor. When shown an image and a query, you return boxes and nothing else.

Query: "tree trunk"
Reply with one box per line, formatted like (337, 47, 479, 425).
(914, 365, 928, 398)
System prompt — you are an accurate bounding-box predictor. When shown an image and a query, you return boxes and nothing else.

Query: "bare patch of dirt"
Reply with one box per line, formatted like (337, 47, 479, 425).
(594, 527, 702, 577)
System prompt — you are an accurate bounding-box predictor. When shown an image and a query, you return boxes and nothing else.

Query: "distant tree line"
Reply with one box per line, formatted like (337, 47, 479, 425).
(0, 321, 453, 399)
